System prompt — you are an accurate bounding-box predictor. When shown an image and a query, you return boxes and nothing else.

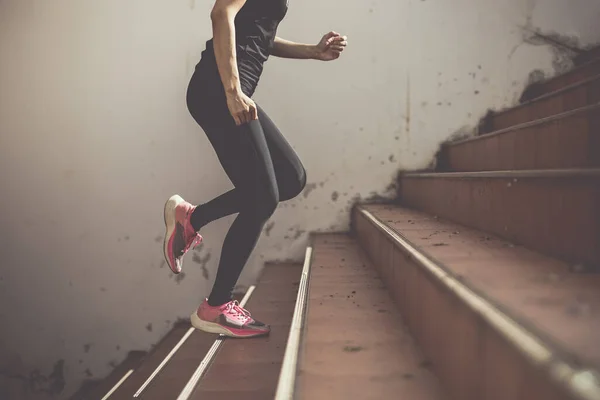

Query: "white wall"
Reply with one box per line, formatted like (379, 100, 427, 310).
(1, 0, 599, 398)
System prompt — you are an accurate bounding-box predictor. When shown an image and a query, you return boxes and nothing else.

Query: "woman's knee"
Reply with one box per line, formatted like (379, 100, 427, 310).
(242, 189, 279, 222)
(280, 166, 307, 201)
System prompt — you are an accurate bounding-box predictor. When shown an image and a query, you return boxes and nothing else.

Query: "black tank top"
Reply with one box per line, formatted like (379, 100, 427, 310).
(198, 0, 289, 96)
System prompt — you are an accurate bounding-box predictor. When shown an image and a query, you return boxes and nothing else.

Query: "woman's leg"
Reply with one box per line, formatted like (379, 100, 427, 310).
(256, 104, 307, 202)
(189, 104, 306, 231)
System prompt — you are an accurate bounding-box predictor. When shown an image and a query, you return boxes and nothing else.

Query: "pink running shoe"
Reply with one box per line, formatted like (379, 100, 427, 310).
(191, 299, 271, 338)
(163, 194, 203, 274)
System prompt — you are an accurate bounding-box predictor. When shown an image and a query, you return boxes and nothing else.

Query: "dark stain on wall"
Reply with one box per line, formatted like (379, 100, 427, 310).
(517, 27, 583, 102)
(0, 360, 66, 397)
(303, 183, 317, 198)
(175, 272, 186, 284)
(519, 69, 548, 102)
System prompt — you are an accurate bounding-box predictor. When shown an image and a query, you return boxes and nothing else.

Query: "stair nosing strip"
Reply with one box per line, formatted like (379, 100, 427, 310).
(358, 207, 600, 400)
(100, 369, 134, 400)
(402, 168, 600, 179)
(445, 101, 600, 148)
(274, 246, 314, 400)
(175, 285, 256, 400)
(132, 327, 196, 397)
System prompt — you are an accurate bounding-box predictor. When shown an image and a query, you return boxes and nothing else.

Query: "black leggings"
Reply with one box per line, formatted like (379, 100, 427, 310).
(186, 67, 307, 306)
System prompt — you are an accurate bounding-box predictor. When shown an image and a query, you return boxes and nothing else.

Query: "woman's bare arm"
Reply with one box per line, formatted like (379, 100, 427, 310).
(271, 37, 318, 59)
(210, 0, 247, 95)
(272, 32, 348, 61)
(210, 0, 258, 125)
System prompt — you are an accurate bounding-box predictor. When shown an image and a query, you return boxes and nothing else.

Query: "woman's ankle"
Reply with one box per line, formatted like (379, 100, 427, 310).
(189, 205, 205, 232)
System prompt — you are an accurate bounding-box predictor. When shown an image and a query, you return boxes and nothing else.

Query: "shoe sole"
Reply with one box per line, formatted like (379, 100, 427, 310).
(190, 311, 270, 338)
(163, 194, 184, 274)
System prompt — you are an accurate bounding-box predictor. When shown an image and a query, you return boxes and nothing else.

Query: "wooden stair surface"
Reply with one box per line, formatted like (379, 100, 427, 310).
(489, 75, 600, 132)
(399, 169, 600, 268)
(99, 266, 299, 400)
(297, 233, 446, 400)
(441, 103, 600, 172)
(105, 320, 214, 399)
(354, 204, 600, 400)
(191, 263, 301, 400)
(521, 56, 600, 102)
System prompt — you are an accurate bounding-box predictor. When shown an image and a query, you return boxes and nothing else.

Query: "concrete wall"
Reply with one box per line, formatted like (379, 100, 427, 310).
(0, 0, 599, 398)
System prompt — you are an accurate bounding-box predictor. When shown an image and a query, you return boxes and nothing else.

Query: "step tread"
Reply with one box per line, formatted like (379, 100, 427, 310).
(361, 204, 600, 371)
(121, 292, 243, 399)
(297, 234, 446, 400)
(192, 263, 301, 399)
(497, 73, 600, 116)
(108, 323, 193, 398)
(449, 102, 600, 148)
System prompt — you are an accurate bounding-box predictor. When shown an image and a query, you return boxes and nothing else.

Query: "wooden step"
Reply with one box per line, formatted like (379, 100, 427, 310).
(102, 321, 211, 399)
(487, 75, 600, 133)
(296, 234, 446, 400)
(353, 204, 600, 400)
(191, 263, 301, 400)
(521, 57, 600, 102)
(106, 292, 241, 400)
(398, 169, 600, 268)
(439, 103, 600, 172)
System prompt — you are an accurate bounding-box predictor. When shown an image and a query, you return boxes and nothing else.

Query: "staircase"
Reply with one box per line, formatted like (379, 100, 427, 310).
(75, 50, 600, 400)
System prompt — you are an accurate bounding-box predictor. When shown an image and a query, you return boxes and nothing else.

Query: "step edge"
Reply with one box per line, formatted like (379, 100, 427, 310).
(357, 206, 600, 400)
(274, 246, 314, 400)
(100, 369, 136, 400)
(494, 73, 600, 117)
(445, 102, 600, 148)
(402, 168, 600, 179)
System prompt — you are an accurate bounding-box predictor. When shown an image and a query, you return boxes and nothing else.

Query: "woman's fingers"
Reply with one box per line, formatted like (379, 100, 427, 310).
(228, 93, 258, 126)
(324, 31, 340, 45)
(233, 114, 242, 126)
(249, 105, 258, 121)
(240, 110, 249, 124)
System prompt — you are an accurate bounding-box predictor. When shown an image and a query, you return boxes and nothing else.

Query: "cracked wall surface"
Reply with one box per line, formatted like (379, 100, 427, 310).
(1, 0, 599, 398)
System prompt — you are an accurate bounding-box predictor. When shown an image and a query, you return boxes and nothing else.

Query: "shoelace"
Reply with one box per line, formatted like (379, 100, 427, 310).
(225, 300, 252, 321)
(184, 233, 202, 253)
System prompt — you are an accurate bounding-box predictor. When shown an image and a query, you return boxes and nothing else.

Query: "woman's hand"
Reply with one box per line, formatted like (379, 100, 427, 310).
(315, 31, 348, 61)
(226, 90, 258, 126)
